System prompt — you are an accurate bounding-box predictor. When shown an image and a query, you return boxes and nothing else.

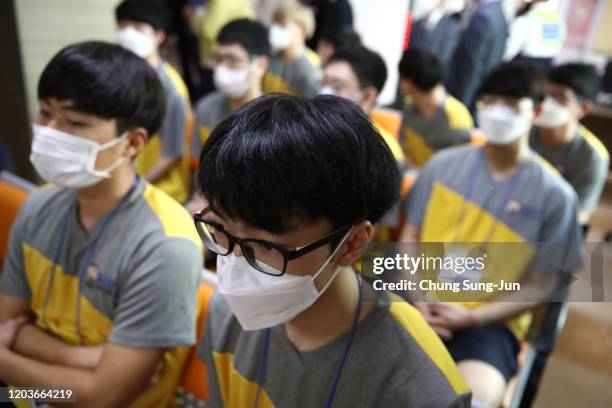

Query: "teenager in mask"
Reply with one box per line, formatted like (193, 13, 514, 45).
(185, 18, 270, 214)
(192, 94, 471, 406)
(262, 1, 323, 98)
(401, 62, 583, 407)
(116, 0, 193, 203)
(398, 48, 474, 168)
(321, 45, 405, 166)
(0, 41, 202, 407)
(530, 63, 609, 225)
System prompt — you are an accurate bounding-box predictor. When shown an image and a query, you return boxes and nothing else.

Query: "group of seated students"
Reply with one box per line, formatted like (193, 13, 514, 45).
(0, 0, 609, 407)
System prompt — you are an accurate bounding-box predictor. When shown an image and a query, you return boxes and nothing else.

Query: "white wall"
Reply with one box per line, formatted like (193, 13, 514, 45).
(15, 0, 119, 119)
(349, 0, 409, 106)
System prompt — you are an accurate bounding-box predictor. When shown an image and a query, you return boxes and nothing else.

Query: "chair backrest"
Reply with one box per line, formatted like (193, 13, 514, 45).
(370, 108, 403, 142)
(509, 301, 569, 408)
(0, 172, 35, 269)
(177, 281, 216, 403)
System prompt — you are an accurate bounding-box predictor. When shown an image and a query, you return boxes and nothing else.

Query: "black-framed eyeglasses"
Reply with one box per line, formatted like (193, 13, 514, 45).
(193, 207, 351, 276)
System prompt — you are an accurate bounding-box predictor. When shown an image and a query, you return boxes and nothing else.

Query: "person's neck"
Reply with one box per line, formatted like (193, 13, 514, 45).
(282, 41, 305, 63)
(484, 136, 531, 176)
(284, 267, 372, 352)
(540, 120, 577, 149)
(414, 86, 445, 119)
(75, 165, 136, 231)
(146, 52, 162, 68)
(229, 86, 263, 111)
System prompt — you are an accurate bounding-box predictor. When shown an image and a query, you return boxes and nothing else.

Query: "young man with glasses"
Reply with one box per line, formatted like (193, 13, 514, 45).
(192, 94, 471, 407)
(186, 18, 271, 214)
(401, 62, 583, 407)
(530, 63, 609, 225)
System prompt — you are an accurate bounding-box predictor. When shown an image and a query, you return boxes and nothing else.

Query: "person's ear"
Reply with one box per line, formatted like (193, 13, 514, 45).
(337, 221, 374, 267)
(399, 78, 411, 96)
(578, 99, 592, 119)
(254, 56, 269, 77)
(154, 31, 166, 47)
(125, 127, 149, 158)
(361, 87, 379, 111)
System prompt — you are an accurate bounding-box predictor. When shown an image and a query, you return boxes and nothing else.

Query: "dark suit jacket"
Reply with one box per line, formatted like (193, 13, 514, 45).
(445, 0, 508, 112)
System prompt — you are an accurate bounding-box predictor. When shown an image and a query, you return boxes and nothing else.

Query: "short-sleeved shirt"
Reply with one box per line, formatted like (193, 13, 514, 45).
(196, 274, 471, 407)
(530, 124, 610, 213)
(406, 145, 583, 339)
(401, 95, 474, 167)
(136, 62, 192, 203)
(262, 54, 322, 98)
(0, 177, 202, 407)
(191, 91, 233, 159)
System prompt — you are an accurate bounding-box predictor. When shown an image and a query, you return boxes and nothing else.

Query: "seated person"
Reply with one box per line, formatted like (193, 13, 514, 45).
(400, 62, 583, 407)
(316, 26, 361, 67)
(263, 1, 322, 98)
(398, 48, 474, 167)
(191, 19, 270, 160)
(322, 45, 405, 166)
(186, 18, 271, 214)
(116, 0, 193, 203)
(531, 62, 609, 225)
(0, 41, 202, 407)
(192, 94, 471, 406)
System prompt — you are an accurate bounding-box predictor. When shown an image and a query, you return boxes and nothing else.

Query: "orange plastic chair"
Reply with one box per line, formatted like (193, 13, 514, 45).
(370, 108, 403, 142)
(177, 281, 216, 403)
(0, 172, 34, 268)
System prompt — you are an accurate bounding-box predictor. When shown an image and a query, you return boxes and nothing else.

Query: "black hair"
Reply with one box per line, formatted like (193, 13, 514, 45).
(38, 41, 165, 136)
(549, 63, 601, 102)
(478, 62, 547, 103)
(115, 0, 168, 31)
(217, 19, 271, 58)
(398, 48, 442, 91)
(198, 94, 400, 234)
(328, 46, 387, 93)
(318, 26, 361, 50)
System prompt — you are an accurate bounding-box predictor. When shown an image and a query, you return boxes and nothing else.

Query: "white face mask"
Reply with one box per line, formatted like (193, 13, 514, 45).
(412, 0, 438, 20)
(116, 27, 155, 58)
(444, 0, 465, 14)
(214, 64, 250, 98)
(217, 227, 353, 331)
(30, 124, 128, 188)
(269, 24, 292, 53)
(534, 96, 571, 129)
(477, 101, 533, 145)
(318, 85, 337, 96)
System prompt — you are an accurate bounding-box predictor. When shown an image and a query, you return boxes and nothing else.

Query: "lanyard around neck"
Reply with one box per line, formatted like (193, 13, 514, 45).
(253, 273, 363, 408)
(41, 177, 139, 343)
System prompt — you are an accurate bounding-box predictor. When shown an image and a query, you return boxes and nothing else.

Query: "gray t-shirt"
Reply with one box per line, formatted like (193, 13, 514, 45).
(197, 276, 471, 407)
(191, 91, 233, 157)
(0, 177, 202, 405)
(263, 54, 322, 98)
(400, 96, 473, 167)
(530, 125, 610, 213)
(157, 62, 189, 157)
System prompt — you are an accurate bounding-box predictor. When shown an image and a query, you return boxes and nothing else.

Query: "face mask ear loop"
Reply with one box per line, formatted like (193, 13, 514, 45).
(312, 227, 354, 294)
(88, 132, 130, 177)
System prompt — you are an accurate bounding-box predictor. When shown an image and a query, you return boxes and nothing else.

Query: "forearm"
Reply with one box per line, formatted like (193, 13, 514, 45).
(144, 156, 180, 183)
(0, 347, 151, 408)
(0, 348, 103, 407)
(13, 324, 99, 369)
